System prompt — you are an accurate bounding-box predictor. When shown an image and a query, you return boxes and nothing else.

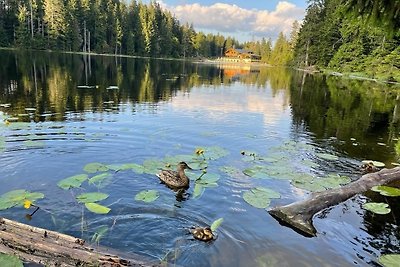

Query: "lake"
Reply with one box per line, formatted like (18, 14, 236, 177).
(0, 50, 399, 266)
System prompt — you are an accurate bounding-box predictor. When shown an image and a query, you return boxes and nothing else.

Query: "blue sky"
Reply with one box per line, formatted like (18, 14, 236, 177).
(150, 1, 307, 42)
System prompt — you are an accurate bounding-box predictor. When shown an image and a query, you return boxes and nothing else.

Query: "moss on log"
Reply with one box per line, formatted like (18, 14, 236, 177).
(0, 217, 157, 266)
(268, 167, 400, 237)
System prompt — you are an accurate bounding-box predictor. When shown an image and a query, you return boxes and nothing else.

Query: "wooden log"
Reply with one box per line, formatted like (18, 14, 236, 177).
(0, 217, 157, 267)
(268, 167, 400, 237)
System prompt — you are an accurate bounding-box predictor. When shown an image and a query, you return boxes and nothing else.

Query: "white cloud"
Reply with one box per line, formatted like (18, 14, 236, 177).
(157, 1, 305, 40)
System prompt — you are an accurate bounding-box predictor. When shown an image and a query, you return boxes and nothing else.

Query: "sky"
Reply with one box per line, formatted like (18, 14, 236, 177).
(147, 0, 307, 42)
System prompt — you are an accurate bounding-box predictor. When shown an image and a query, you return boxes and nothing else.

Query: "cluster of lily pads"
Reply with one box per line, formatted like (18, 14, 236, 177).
(362, 185, 400, 215)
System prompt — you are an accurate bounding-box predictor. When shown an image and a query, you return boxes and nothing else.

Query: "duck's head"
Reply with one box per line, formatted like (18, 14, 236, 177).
(178, 162, 192, 170)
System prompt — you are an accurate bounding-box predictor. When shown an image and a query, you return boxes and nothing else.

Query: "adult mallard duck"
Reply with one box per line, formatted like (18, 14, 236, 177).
(157, 162, 192, 189)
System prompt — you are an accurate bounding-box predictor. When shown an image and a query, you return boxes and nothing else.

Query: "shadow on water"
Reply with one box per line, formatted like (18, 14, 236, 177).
(1, 50, 400, 266)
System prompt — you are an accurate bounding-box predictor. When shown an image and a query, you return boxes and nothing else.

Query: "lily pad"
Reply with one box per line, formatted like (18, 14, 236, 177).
(291, 179, 326, 192)
(0, 253, 23, 267)
(88, 173, 112, 188)
(219, 166, 242, 177)
(362, 202, 391, 215)
(378, 254, 400, 267)
(316, 174, 351, 189)
(76, 192, 109, 203)
(203, 146, 229, 160)
(210, 218, 224, 231)
(193, 184, 205, 198)
(57, 174, 88, 189)
(242, 187, 279, 209)
(84, 162, 109, 173)
(195, 173, 220, 185)
(0, 190, 44, 210)
(107, 163, 144, 173)
(316, 153, 339, 161)
(371, 186, 400, 197)
(143, 159, 165, 175)
(85, 202, 111, 214)
(135, 190, 159, 203)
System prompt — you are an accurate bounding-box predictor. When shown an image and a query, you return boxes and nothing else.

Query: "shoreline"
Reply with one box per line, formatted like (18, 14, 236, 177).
(1, 47, 398, 85)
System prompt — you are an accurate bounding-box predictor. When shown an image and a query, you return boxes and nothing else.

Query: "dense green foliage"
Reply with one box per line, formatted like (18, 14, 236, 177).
(0, 0, 242, 57)
(293, 0, 400, 80)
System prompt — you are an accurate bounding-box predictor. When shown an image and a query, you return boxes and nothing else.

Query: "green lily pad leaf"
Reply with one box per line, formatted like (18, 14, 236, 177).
(108, 163, 144, 173)
(57, 174, 88, 189)
(0, 198, 17, 210)
(195, 173, 220, 185)
(76, 192, 109, 203)
(0, 190, 45, 210)
(143, 159, 165, 175)
(371, 186, 400, 197)
(85, 202, 111, 214)
(315, 174, 351, 189)
(220, 166, 241, 176)
(193, 184, 204, 198)
(378, 254, 400, 267)
(316, 153, 339, 161)
(203, 146, 229, 160)
(88, 173, 112, 188)
(210, 218, 224, 231)
(242, 165, 269, 179)
(291, 180, 326, 192)
(0, 253, 23, 267)
(135, 190, 159, 203)
(253, 187, 281, 199)
(83, 162, 109, 173)
(362, 160, 385, 168)
(362, 202, 391, 215)
(243, 189, 271, 209)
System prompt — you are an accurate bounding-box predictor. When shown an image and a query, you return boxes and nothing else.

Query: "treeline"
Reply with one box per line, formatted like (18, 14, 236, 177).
(0, 0, 242, 57)
(292, 0, 400, 80)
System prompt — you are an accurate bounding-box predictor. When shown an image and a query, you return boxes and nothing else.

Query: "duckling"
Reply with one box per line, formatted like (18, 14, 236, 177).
(190, 227, 214, 242)
(361, 162, 379, 173)
(157, 162, 192, 189)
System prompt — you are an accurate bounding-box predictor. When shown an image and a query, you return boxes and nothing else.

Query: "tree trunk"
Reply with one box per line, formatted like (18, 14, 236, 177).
(0, 217, 156, 267)
(268, 167, 400, 237)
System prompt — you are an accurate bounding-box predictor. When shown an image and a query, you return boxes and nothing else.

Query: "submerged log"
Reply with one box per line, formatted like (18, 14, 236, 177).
(268, 167, 400, 237)
(0, 217, 155, 267)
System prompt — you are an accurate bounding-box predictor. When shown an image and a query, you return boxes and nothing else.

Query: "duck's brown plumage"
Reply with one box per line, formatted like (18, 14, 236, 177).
(191, 227, 214, 241)
(157, 162, 192, 189)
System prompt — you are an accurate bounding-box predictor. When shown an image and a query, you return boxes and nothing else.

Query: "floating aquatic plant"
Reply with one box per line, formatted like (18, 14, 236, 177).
(0, 189, 44, 211)
(243, 187, 280, 209)
(88, 173, 112, 188)
(85, 202, 111, 214)
(371, 186, 400, 197)
(83, 162, 109, 173)
(0, 253, 23, 267)
(362, 202, 391, 215)
(210, 218, 224, 231)
(378, 254, 400, 267)
(57, 174, 88, 190)
(135, 190, 159, 203)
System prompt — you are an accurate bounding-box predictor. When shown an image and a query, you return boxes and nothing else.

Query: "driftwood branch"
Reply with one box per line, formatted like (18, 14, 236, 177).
(268, 167, 400, 237)
(0, 217, 156, 266)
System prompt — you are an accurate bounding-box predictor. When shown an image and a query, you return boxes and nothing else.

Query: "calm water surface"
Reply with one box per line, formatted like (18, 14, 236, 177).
(0, 50, 399, 266)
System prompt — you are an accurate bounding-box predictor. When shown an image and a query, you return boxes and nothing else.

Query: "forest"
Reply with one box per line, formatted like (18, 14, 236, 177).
(292, 0, 400, 81)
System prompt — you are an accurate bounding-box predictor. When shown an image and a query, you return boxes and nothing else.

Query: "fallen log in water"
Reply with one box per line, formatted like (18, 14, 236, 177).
(0, 217, 156, 266)
(268, 167, 400, 237)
